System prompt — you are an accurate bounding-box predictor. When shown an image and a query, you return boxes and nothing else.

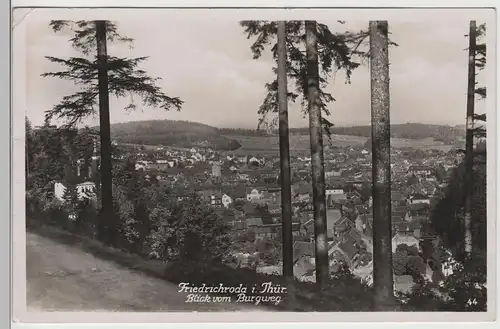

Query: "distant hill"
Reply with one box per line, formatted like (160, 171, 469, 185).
(103, 120, 465, 152)
(222, 123, 465, 143)
(107, 120, 242, 151)
(297, 124, 465, 143)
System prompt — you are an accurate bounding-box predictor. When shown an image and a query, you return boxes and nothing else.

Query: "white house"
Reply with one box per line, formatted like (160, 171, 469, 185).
(238, 173, 250, 181)
(391, 234, 420, 253)
(222, 194, 233, 208)
(54, 181, 97, 202)
(409, 194, 431, 205)
(135, 162, 147, 171)
(247, 188, 263, 202)
(326, 187, 344, 196)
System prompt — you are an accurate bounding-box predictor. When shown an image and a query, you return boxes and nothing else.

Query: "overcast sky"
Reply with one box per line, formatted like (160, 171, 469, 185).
(18, 8, 493, 129)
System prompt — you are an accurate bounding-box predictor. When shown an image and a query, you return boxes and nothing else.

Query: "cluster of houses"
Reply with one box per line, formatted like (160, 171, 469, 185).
(178, 146, 459, 286)
(52, 140, 460, 289)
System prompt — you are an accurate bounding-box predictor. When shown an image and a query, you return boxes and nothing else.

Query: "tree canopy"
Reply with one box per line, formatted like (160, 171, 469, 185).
(42, 20, 183, 127)
(240, 21, 371, 132)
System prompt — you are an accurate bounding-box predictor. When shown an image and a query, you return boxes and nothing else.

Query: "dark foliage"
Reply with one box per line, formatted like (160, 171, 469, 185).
(240, 20, 375, 135)
(393, 244, 426, 280)
(102, 119, 242, 151)
(430, 155, 486, 266)
(26, 124, 231, 262)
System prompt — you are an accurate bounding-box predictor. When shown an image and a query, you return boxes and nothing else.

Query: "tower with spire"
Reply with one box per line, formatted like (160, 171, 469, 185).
(89, 137, 100, 180)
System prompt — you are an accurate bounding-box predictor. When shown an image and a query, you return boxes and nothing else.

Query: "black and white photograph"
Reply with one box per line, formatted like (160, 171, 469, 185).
(12, 6, 496, 322)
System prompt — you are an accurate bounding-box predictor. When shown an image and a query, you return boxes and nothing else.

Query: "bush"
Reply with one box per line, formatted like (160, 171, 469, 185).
(393, 251, 407, 276)
(145, 192, 231, 263)
(393, 245, 426, 279)
(256, 238, 282, 266)
(400, 252, 487, 312)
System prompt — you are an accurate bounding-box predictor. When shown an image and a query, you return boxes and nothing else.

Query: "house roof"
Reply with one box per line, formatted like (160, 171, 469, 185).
(411, 193, 429, 200)
(243, 203, 259, 216)
(355, 205, 366, 214)
(334, 217, 355, 233)
(197, 189, 222, 199)
(409, 165, 433, 171)
(412, 215, 428, 224)
(231, 221, 247, 230)
(409, 220, 422, 230)
(391, 192, 406, 201)
(246, 217, 264, 226)
(293, 241, 315, 261)
(409, 203, 430, 211)
(327, 209, 342, 227)
(392, 216, 405, 224)
(254, 225, 278, 234)
(393, 222, 412, 232)
(226, 186, 247, 199)
(392, 210, 407, 219)
(336, 232, 361, 261)
(292, 182, 312, 195)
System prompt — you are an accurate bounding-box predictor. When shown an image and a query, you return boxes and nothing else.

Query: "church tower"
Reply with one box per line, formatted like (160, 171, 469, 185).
(89, 137, 100, 180)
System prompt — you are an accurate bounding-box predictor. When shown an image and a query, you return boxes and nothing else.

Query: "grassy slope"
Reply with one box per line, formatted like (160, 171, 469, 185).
(27, 223, 380, 312)
(228, 134, 455, 154)
(26, 225, 267, 312)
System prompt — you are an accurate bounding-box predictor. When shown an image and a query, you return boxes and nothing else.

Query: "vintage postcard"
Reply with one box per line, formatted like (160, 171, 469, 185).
(11, 5, 497, 324)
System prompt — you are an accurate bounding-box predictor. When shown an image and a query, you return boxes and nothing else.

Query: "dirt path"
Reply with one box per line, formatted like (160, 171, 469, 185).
(26, 232, 267, 312)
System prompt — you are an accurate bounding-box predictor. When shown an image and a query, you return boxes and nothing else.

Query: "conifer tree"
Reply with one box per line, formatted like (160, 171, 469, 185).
(240, 20, 365, 133)
(305, 20, 329, 285)
(42, 20, 183, 245)
(241, 20, 381, 286)
(463, 21, 477, 256)
(369, 20, 395, 310)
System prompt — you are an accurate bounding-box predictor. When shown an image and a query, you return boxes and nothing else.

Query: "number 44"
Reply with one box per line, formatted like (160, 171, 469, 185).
(467, 298, 478, 306)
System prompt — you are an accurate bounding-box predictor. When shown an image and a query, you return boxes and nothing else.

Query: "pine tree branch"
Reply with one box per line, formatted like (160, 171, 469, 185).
(474, 113, 486, 122)
(242, 20, 368, 135)
(43, 21, 183, 126)
(475, 87, 486, 99)
(49, 20, 134, 55)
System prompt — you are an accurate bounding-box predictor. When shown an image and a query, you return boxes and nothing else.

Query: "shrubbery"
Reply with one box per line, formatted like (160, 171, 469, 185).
(393, 244, 426, 279)
(26, 124, 232, 264)
(399, 254, 487, 311)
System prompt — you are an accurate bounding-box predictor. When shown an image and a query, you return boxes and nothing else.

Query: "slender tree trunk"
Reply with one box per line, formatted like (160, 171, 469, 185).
(95, 21, 115, 245)
(369, 21, 395, 310)
(277, 21, 294, 279)
(464, 20, 476, 257)
(305, 20, 329, 286)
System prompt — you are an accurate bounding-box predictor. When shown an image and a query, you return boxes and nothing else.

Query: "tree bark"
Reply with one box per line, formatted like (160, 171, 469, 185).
(305, 20, 329, 286)
(277, 21, 294, 279)
(369, 21, 395, 310)
(95, 21, 115, 245)
(464, 20, 476, 257)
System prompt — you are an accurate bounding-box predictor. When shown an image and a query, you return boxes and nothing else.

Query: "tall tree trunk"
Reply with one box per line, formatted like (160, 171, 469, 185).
(277, 21, 294, 279)
(464, 20, 476, 257)
(305, 20, 329, 286)
(95, 21, 115, 245)
(369, 21, 395, 310)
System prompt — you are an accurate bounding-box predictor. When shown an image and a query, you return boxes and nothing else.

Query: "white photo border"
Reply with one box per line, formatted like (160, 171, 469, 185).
(9, 0, 500, 327)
